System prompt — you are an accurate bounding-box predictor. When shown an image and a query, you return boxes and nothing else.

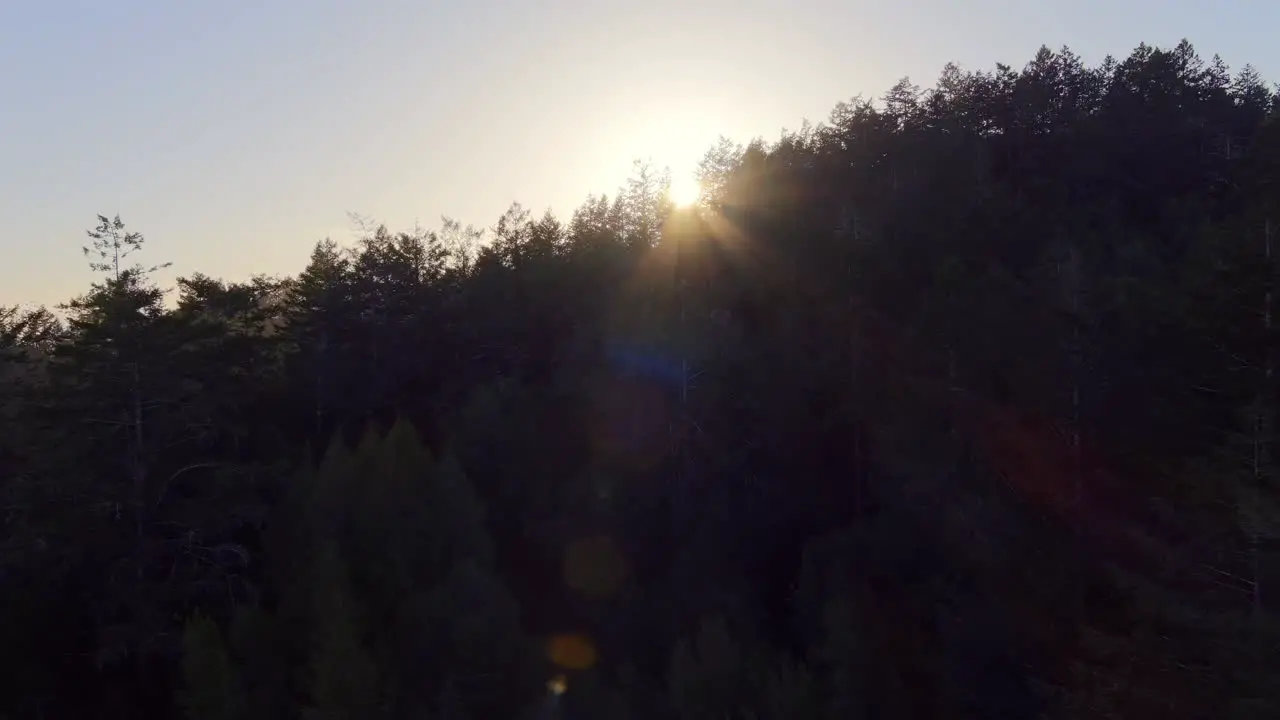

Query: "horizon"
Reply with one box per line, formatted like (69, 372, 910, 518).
(4, 0, 1279, 308)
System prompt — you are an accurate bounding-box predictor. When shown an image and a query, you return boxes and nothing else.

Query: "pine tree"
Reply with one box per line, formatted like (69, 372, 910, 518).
(178, 613, 246, 720)
(304, 540, 383, 720)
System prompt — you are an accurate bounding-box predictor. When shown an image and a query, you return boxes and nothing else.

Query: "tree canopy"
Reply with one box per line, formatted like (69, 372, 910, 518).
(3, 39, 1280, 719)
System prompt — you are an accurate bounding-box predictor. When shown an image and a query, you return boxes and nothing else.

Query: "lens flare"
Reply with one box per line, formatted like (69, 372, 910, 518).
(547, 674, 568, 696)
(547, 633, 598, 670)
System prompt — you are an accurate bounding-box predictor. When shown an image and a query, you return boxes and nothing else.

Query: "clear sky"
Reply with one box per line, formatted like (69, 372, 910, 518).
(2, 0, 1277, 307)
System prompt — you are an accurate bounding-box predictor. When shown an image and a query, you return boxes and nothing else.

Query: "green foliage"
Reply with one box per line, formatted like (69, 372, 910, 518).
(304, 540, 384, 720)
(179, 613, 246, 720)
(669, 616, 819, 720)
(256, 420, 536, 718)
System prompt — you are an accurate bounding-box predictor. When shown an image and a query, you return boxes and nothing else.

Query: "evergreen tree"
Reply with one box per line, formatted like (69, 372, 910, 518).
(179, 613, 246, 720)
(7, 38, 1280, 719)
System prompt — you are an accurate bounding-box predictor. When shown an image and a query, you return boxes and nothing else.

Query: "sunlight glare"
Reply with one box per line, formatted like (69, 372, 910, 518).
(668, 173, 701, 206)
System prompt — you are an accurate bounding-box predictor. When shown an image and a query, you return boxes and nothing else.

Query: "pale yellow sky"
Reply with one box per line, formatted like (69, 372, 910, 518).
(3, 0, 1277, 307)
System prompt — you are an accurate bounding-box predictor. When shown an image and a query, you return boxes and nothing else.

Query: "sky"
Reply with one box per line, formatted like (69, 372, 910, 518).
(2, 0, 1278, 307)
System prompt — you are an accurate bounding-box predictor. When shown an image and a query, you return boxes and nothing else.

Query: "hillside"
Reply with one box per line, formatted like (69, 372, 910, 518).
(3, 40, 1280, 719)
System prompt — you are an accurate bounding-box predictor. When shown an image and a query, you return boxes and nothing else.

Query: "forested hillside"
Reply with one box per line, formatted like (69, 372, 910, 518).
(4, 40, 1280, 719)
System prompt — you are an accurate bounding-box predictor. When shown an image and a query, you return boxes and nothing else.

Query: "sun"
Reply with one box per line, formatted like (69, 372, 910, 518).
(668, 173, 702, 207)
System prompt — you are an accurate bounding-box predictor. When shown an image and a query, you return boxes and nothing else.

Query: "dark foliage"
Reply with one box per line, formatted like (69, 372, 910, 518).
(3, 40, 1280, 719)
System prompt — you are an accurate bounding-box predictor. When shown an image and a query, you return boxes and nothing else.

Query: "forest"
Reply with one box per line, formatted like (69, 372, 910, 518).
(3, 39, 1280, 719)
